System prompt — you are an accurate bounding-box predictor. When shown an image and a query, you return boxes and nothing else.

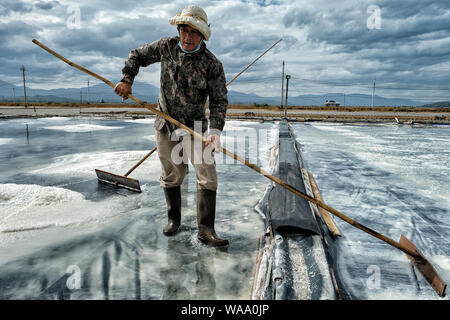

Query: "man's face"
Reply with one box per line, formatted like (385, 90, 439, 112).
(179, 25, 203, 51)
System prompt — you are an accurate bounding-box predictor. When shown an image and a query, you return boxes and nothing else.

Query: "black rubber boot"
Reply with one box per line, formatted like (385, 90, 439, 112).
(197, 188, 229, 247)
(163, 186, 181, 236)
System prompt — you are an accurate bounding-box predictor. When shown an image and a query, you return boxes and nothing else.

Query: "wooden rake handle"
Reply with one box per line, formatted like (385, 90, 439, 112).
(124, 146, 157, 177)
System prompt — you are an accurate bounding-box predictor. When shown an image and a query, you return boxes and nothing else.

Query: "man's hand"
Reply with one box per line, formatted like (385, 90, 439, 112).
(205, 134, 221, 153)
(114, 82, 132, 101)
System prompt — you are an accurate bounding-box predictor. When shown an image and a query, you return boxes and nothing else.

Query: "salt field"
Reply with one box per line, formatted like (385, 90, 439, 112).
(0, 117, 448, 300)
(293, 123, 450, 299)
(0, 118, 275, 299)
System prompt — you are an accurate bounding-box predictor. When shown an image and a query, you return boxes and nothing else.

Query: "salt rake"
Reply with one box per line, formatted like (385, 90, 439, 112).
(95, 146, 157, 192)
(33, 39, 447, 297)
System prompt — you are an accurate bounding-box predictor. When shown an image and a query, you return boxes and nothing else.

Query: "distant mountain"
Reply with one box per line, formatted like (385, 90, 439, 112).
(227, 90, 428, 107)
(292, 92, 426, 107)
(0, 80, 437, 107)
(0, 80, 159, 104)
(420, 101, 450, 108)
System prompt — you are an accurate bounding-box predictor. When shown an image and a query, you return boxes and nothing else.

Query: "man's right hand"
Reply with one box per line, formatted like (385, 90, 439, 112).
(114, 82, 132, 101)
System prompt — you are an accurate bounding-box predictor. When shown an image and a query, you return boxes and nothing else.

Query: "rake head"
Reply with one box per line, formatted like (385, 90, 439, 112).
(400, 235, 447, 297)
(95, 169, 142, 193)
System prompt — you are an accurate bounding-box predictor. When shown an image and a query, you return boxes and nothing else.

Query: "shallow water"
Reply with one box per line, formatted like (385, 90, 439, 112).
(0, 117, 275, 300)
(292, 122, 450, 300)
(0, 118, 448, 300)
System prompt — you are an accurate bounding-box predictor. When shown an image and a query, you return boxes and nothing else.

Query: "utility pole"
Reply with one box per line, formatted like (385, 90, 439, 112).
(13, 87, 15, 104)
(372, 80, 375, 107)
(21, 66, 27, 108)
(285, 74, 291, 118)
(343, 93, 346, 107)
(87, 79, 90, 104)
(281, 61, 285, 109)
(80, 91, 82, 104)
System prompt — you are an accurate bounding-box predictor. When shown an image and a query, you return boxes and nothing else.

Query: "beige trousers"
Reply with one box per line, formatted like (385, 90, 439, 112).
(155, 124, 218, 191)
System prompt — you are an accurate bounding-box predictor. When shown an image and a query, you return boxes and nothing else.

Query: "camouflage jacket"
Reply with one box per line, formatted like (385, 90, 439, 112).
(121, 36, 228, 132)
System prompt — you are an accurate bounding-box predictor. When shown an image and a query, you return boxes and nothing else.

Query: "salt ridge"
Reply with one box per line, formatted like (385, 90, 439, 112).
(42, 124, 123, 133)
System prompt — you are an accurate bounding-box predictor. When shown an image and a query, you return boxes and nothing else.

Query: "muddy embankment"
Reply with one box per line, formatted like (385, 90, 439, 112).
(1, 103, 449, 124)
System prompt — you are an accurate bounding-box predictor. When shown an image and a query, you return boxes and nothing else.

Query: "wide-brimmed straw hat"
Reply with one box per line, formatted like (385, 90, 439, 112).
(170, 5, 211, 41)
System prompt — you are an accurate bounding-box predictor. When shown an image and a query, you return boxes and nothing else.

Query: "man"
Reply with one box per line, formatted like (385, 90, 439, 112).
(114, 5, 229, 247)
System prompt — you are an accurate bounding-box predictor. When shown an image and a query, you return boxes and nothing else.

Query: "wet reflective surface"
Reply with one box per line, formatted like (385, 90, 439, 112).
(293, 123, 450, 299)
(1, 118, 448, 300)
(0, 118, 275, 299)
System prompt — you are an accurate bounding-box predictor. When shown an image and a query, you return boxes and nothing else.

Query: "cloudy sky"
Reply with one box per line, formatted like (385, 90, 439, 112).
(1, 0, 449, 102)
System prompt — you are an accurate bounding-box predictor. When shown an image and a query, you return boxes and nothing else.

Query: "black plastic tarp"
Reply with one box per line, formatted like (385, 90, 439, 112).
(268, 120, 321, 235)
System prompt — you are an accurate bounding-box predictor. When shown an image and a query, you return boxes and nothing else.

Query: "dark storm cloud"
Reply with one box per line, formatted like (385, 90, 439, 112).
(0, 21, 42, 60)
(47, 16, 177, 62)
(0, 1, 33, 14)
(0, 1, 178, 86)
(278, 0, 450, 95)
(1, 0, 283, 84)
(0, 0, 448, 102)
(34, 1, 60, 10)
(283, 9, 316, 28)
(33, 1, 182, 59)
(284, 1, 450, 53)
(377, 0, 450, 19)
(0, 21, 38, 38)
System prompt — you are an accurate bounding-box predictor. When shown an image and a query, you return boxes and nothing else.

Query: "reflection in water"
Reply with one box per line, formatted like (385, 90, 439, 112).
(194, 249, 217, 299)
(135, 255, 141, 300)
(160, 237, 195, 300)
(0, 208, 234, 300)
(26, 124, 30, 145)
(158, 170, 225, 299)
(102, 251, 111, 300)
(114, 240, 122, 264)
(159, 236, 228, 300)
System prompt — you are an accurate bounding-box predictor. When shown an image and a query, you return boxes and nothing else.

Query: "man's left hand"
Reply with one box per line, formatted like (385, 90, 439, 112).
(205, 134, 221, 153)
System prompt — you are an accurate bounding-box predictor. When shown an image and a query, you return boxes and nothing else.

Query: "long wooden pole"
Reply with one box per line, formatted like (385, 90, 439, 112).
(31, 38, 420, 258)
(308, 172, 342, 237)
(124, 146, 157, 177)
(226, 38, 282, 87)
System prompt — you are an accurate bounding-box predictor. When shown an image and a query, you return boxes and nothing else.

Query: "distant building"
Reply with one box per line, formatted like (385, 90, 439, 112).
(325, 99, 340, 107)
